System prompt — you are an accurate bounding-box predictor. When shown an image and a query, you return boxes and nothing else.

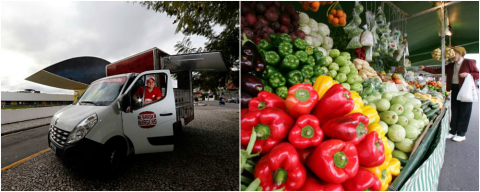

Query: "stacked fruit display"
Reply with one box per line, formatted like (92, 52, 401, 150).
(364, 91, 430, 160)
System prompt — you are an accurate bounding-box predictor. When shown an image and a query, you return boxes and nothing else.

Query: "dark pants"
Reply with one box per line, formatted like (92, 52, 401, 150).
(450, 84, 473, 136)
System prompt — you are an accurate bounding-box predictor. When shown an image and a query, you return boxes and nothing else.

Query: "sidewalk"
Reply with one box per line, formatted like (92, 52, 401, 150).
(438, 99, 479, 190)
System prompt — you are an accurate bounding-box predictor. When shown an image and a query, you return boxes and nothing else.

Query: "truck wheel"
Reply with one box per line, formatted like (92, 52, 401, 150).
(104, 144, 125, 173)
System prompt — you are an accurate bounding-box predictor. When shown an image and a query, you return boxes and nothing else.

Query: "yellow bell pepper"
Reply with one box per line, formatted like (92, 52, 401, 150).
(363, 162, 393, 191)
(368, 122, 386, 138)
(361, 105, 380, 126)
(382, 137, 392, 158)
(347, 91, 364, 114)
(313, 75, 338, 100)
(388, 157, 401, 176)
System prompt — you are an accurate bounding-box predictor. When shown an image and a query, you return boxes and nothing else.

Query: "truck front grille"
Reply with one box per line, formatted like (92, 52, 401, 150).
(50, 126, 70, 147)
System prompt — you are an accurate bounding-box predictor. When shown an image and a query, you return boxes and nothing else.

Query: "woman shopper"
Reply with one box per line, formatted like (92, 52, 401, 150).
(418, 46, 479, 142)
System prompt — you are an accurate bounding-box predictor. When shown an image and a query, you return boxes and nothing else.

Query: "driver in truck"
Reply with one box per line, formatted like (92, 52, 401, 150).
(135, 76, 162, 105)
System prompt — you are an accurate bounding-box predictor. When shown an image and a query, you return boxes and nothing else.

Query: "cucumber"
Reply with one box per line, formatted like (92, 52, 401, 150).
(426, 108, 439, 119)
(421, 99, 431, 106)
(431, 103, 440, 109)
(423, 107, 432, 113)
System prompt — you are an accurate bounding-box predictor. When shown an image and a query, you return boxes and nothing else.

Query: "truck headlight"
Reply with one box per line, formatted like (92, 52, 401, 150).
(67, 114, 98, 144)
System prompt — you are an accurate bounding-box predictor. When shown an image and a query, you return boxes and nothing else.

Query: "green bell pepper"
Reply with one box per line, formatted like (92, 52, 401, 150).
(258, 39, 273, 51)
(351, 82, 363, 92)
(287, 70, 304, 86)
(327, 70, 337, 78)
(305, 45, 315, 55)
(278, 42, 294, 58)
(275, 86, 288, 99)
(313, 65, 325, 77)
(341, 83, 351, 91)
(311, 75, 319, 84)
(328, 62, 339, 71)
(265, 51, 280, 66)
(268, 71, 286, 88)
(279, 33, 292, 43)
(280, 54, 299, 70)
(293, 38, 307, 50)
(295, 50, 308, 64)
(264, 85, 273, 93)
(312, 50, 325, 65)
(261, 65, 278, 79)
(300, 65, 314, 79)
(335, 73, 347, 83)
(303, 78, 313, 85)
(268, 34, 282, 46)
(258, 49, 266, 59)
(306, 56, 315, 66)
(339, 65, 351, 74)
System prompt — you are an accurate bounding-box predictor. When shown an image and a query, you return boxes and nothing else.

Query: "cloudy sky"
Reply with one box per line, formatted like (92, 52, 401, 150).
(1, 1, 213, 95)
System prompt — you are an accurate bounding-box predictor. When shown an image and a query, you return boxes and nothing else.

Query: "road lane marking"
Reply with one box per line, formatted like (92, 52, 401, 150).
(1, 126, 48, 137)
(1, 148, 51, 172)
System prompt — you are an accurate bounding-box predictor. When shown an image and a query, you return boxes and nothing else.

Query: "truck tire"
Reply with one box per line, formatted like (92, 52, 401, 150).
(104, 141, 126, 173)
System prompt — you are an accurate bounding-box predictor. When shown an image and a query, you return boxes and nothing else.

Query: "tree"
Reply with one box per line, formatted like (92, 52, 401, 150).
(137, 1, 239, 91)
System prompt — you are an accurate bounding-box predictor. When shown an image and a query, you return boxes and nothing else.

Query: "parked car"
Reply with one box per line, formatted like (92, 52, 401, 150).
(227, 97, 238, 103)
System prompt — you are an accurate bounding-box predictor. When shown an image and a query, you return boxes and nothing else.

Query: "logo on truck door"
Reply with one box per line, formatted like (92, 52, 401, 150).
(138, 111, 157, 128)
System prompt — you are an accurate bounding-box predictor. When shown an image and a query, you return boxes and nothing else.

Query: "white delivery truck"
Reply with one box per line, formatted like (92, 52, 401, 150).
(48, 48, 227, 171)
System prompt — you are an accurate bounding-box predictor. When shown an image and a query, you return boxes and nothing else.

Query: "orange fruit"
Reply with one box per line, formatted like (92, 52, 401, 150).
(343, 13, 346, 17)
(328, 14, 334, 20)
(333, 17, 339, 24)
(303, 3, 310, 10)
(333, 23, 339, 27)
(336, 10, 344, 18)
(311, 1, 320, 9)
(330, 9, 337, 15)
(321, 1, 327, 5)
(339, 17, 346, 26)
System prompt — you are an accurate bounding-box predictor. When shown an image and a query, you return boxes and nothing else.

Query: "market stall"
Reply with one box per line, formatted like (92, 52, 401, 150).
(240, 1, 477, 191)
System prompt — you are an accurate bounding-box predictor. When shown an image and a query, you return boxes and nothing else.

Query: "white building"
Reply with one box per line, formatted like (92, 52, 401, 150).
(1, 92, 73, 106)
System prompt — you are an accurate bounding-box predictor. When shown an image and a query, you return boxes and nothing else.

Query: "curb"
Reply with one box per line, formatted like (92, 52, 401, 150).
(1, 116, 53, 126)
(1, 123, 50, 136)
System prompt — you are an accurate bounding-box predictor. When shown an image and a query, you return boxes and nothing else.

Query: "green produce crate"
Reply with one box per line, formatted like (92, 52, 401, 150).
(388, 98, 451, 191)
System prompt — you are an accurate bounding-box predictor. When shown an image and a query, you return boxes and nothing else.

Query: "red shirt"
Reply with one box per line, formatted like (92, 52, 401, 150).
(135, 87, 162, 102)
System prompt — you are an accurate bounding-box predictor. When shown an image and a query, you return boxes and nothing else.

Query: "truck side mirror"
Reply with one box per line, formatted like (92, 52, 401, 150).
(119, 92, 132, 112)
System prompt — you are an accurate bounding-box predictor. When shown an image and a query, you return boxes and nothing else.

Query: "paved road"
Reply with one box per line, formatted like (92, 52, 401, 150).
(1, 126, 50, 167)
(438, 100, 479, 191)
(198, 101, 239, 109)
(1, 106, 239, 190)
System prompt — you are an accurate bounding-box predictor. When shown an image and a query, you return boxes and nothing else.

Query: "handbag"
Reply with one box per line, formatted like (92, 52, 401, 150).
(457, 74, 478, 102)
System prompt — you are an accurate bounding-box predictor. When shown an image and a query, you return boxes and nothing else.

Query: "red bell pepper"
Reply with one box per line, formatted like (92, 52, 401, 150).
(285, 84, 319, 119)
(306, 139, 359, 184)
(321, 113, 369, 143)
(297, 147, 315, 165)
(356, 131, 385, 168)
(342, 167, 381, 191)
(254, 142, 307, 191)
(241, 108, 249, 119)
(241, 108, 294, 154)
(288, 115, 324, 149)
(300, 175, 345, 191)
(312, 84, 354, 125)
(249, 91, 286, 112)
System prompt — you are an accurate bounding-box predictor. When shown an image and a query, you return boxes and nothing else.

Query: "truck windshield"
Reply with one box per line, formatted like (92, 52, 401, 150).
(78, 76, 127, 106)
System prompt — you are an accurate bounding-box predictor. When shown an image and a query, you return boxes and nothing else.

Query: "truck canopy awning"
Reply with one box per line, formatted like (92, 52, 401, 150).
(162, 51, 228, 73)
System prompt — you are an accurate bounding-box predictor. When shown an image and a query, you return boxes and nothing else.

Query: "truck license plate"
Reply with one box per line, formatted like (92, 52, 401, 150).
(50, 142, 57, 152)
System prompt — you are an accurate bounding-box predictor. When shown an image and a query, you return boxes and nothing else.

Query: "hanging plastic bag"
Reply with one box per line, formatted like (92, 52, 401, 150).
(366, 46, 373, 61)
(343, 1, 362, 35)
(346, 35, 362, 49)
(361, 25, 374, 46)
(327, 1, 346, 27)
(457, 74, 478, 102)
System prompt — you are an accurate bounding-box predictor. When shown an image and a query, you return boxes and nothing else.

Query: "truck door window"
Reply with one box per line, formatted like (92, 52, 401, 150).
(130, 73, 167, 110)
